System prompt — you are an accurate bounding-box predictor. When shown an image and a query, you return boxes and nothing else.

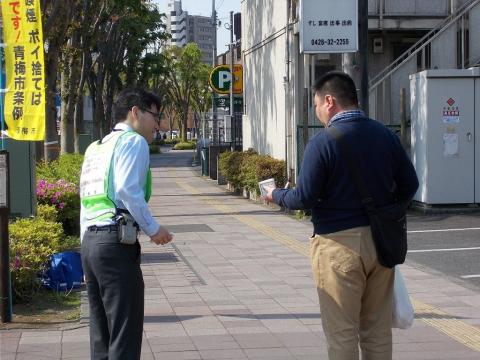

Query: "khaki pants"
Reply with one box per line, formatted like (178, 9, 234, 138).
(310, 226, 394, 360)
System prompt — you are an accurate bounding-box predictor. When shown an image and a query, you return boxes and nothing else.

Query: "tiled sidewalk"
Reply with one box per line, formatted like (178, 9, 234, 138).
(2, 161, 480, 359)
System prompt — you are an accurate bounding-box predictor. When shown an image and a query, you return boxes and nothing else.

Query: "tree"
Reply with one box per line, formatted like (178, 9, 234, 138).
(165, 43, 204, 141)
(45, 0, 170, 154)
(63, 0, 107, 153)
(41, 0, 77, 161)
(190, 64, 212, 138)
(87, 0, 167, 139)
(163, 43, 210, 142)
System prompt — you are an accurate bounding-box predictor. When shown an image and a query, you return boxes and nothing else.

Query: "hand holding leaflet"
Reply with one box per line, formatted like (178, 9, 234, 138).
(258, 178, 276, 198)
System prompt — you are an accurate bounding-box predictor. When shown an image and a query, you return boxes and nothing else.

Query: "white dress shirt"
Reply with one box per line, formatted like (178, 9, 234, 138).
(80, 123, 160, 240)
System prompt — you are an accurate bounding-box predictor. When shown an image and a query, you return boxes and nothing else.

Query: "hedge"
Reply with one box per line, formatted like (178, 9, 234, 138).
(219, 150, 285, 195)
(173, 141, 196, 150)
(36, 153, 84, 186)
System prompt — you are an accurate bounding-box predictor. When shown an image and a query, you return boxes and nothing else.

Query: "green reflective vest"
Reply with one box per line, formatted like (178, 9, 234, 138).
(80, 130, 152, 227)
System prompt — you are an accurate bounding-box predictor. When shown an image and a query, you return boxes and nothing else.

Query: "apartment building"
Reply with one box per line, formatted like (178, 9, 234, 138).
(166, 0, 214, 64)
(241, 0, 478, 180)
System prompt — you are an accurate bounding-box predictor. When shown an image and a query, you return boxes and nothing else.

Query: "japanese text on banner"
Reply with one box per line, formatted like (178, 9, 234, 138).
(1, 0, 45, 141)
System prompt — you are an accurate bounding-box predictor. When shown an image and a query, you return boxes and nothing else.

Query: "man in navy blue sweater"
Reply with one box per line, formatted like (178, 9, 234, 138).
(266, 72, 418, 360)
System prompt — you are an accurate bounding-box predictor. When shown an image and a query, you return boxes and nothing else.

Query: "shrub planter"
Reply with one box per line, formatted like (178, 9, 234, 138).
(249, 190, 260, 202)
(217, 161, 227, 185)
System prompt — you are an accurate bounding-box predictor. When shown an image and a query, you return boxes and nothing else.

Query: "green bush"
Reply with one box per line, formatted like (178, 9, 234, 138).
(239, 152, 261, 192)
(255, 156, 286, 192)
(36, 179, 80, 236)
(36, 153, 84, 186)
(9, 217, 64, 303)
(149, 144, 160, 154)
(37, 204, 58, 222)
(173, 141, 196, 150)
(164, 138, 180, 145)
(218, 150, 286, 195)
(218, 151, 245, 189)
(59, 236, 81, 252)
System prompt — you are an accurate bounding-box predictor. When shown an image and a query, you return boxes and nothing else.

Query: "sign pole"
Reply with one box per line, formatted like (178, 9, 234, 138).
(229, 11, 235, 151)
(0, 37, 12, 325)
(211, 0, 218, 145)
(1, 42, 5, 151)
(0, 150, 11, 323)
(358, 0, 369, 115)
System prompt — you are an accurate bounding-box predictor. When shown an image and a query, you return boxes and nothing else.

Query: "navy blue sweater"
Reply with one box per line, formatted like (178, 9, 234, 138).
(273, 111, 419, 235)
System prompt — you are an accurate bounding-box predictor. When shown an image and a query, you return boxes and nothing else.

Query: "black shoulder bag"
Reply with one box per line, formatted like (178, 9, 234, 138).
(328, 126, 407, 268)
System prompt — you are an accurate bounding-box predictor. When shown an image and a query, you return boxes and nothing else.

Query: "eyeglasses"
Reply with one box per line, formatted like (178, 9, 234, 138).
(141, 108, 161, 121)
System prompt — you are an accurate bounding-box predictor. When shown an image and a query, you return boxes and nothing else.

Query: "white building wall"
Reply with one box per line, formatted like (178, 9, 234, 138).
(167, 0, 188, 47)
(242, 0, 288, 160)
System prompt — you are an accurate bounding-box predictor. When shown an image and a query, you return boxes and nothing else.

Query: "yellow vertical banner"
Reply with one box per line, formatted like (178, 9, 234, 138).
(1, 0, 45, 141)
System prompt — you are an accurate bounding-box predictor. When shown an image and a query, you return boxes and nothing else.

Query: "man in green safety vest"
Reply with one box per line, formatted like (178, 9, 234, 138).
(79, 88, 173, 359)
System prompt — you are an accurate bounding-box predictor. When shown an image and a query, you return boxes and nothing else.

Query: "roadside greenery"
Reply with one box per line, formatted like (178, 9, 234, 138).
(173, 141, 197, 150)
(163, 138, 181, 145)
(9, 215, 64, 302)
(41, 0, 210, 160)
(35, 154, 83, 235)
(9, 157, 83, 303)
(149, 144, 161, 154)
(36, 154, 84, 186)
(219, 150, 286, 195)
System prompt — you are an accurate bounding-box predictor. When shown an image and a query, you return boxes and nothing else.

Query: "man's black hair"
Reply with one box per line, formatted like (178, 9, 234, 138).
(313, 71, 358, 108)
(112, 88, 161, 124)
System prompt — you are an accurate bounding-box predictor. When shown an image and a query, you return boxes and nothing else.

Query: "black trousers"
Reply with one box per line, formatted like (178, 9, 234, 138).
(81, 230, 144, 360)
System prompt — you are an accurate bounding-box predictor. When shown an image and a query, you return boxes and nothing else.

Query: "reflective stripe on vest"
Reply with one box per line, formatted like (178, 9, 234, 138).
(80, 130, 152, 226)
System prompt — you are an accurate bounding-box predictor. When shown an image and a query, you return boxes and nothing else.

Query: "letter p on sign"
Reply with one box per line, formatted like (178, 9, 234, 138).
(218, 71, 232, 88)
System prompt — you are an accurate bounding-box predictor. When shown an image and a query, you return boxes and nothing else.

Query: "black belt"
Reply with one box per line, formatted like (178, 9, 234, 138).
(87, 225, 118, 232)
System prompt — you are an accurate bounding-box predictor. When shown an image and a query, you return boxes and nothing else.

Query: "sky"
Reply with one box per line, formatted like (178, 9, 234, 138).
(154, 0, 241, 55)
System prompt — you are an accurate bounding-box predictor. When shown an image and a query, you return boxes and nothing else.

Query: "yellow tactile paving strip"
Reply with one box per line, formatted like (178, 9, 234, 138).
(412, 299, 480, 351)
(174, 176, 480, 352)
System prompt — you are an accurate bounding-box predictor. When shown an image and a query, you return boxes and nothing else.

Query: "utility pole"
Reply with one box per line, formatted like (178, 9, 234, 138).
(211, 0, 218, 144)
(342, 0, 368, 116)
(229, 11, 235, 151)
(0, 151, 11, 323)
(359, 0, 369, 115)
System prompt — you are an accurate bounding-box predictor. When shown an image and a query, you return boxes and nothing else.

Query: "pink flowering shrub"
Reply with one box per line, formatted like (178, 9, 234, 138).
(36, 179, 80, 236)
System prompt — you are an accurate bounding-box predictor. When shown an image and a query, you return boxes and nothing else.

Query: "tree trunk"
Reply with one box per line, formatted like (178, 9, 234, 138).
(60, 54, 79, 154)
(92, 70, 106, 140)
(74, 95, 84, 153)
(60, 66, 70, 153)
(103, 73, 116, 131)
(44, 41, 60, 162)
(182, 104, 188, 142)
(74, 50, 90, 152)
(64, 40, 81, 153)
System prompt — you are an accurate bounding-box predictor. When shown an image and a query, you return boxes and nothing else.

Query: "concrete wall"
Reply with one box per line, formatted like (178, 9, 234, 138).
(469, 5, 480, 65)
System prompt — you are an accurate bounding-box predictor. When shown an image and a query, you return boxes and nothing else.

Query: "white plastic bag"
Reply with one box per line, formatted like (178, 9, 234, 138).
(392, 267, 414, 329)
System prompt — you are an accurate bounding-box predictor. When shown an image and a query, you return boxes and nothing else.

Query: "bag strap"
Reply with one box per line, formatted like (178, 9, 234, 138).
(327, 126, 377, 215)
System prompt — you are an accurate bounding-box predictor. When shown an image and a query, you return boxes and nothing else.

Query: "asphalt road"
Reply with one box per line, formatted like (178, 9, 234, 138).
(407, 211, 480, 291)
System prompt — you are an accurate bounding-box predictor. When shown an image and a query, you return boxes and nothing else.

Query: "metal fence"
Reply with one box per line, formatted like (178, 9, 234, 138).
(198, 112, 243, 150)
(296, 125, 324, 174)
